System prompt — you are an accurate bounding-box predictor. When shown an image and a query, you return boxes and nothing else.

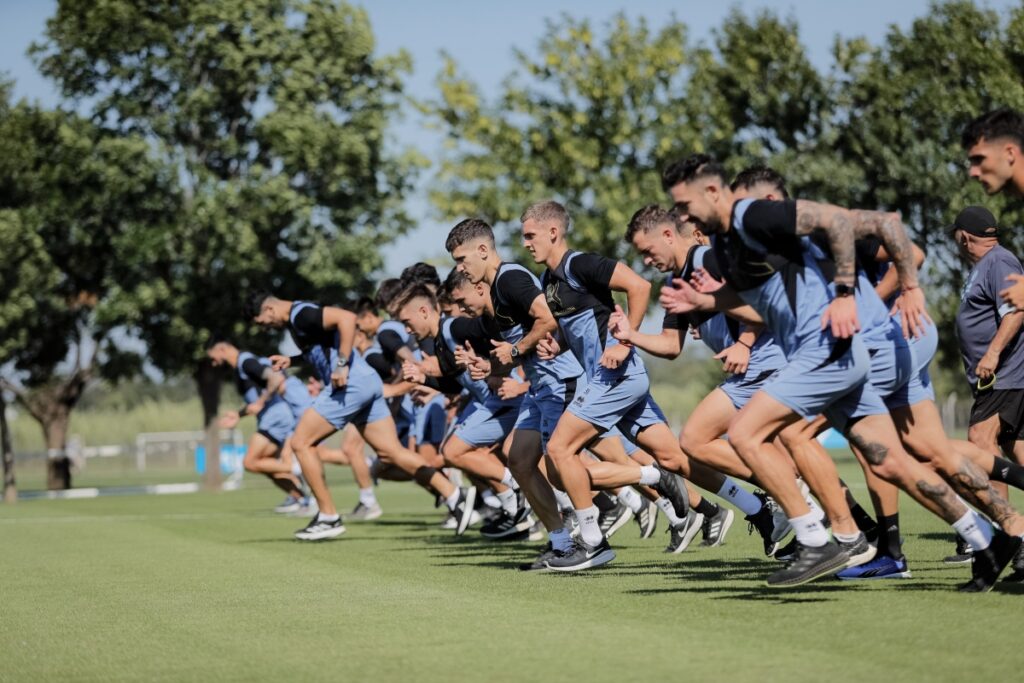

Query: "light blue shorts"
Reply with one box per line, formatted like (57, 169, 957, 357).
(453, 397, 522, 448)
(311, 373, 391, 430)
(884, 319, 938, 409)
(720, 369, 780, 411)
(567, 368, 665, 440)
(764, 333, 880, 427)
(414, 393, 448, 446)
(256, 399, 296, 447)
(514, 380, 576, 449)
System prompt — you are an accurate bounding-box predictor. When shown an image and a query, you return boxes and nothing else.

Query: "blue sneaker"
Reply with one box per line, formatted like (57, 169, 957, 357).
(836, 554, 911, 580)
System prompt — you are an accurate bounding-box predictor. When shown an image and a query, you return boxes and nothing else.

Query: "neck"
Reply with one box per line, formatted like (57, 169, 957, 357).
(482, 254, 502, 286)
(428, 314, 440, 338)
(669, 241, 691, 273)
(718, 196, 735, 233)
(227, 347, 239, 367)
(545, 242, 569, 270)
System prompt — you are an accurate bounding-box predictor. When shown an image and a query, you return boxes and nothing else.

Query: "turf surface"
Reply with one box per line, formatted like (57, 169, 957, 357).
(3, 464, 1022, 682)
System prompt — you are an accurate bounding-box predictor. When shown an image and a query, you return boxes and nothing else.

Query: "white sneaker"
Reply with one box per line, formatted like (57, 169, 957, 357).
(274, 497, 302, 514)
(294, 515, 346, 541)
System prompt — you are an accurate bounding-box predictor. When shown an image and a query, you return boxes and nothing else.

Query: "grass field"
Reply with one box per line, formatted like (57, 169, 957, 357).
(3, 462, 1022, 683)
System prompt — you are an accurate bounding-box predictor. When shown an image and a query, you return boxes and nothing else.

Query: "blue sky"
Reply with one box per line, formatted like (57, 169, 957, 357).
(1, 0, 1017, 273)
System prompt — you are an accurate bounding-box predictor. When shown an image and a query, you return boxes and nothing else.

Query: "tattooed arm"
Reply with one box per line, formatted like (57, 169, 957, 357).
(794, 201, 929, 339)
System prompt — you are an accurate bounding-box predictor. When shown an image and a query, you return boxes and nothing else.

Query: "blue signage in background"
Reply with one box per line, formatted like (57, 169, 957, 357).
(195, 444, 247, 475)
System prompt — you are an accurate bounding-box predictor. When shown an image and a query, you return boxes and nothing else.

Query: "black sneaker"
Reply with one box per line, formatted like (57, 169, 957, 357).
(774, 536, 798, 562)
(294, 515, 346, 541)
(653, 468, 689, 519)
(635, 500, 658, 539)
(700, 506, 734, 547)
(836, 533, 876, 569)
(518, 542, 556, 572)
(480, 506, 533, 539)
(1004, 538, 1024, 582)
(544, 537, 616, 572)
(598, 500, 633, 539)
(454, 487, 478, 536)
(766, 540, 850, 587)
(958, 531, 1022, 593)
(944, 536, 974, 564)
(746, 499, 780, 556)
(665, 509, 704, 554)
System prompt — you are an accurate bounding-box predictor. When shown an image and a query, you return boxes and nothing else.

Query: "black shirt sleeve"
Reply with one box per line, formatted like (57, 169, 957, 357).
(568, 253, 617, 290)
(449, 317, 496, 356)
(291, 306, 324, 336)
(418, 337, 436, 357)
(377, 330, 406, 362)
(737, 199, 798, 246)
(240, 358, 268, 386)
(498, 269, 543, 318)
(364, 352, 394, 381)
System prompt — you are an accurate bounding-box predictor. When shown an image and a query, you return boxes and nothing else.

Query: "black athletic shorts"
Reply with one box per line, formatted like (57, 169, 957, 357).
(970, 388, 1024, 442)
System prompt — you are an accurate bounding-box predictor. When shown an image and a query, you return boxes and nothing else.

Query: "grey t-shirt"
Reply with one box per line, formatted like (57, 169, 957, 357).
(956, 244, 1024, 390)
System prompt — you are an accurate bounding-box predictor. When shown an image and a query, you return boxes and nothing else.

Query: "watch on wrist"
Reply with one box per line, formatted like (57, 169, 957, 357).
(335, 356, 348, 369)
(835, 283, 854, 298)
(509, 344, 521, 360)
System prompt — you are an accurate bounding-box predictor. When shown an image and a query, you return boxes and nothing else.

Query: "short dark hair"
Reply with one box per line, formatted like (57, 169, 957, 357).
(445, 219, 495, 253)
(400, 262, 441, 289)
(375, 278, 405, 311)
(962, 108, 1024, 149)
(443, 267, 471, 293)
(354, 295, 378, 316)
(731, 165, 790, 199)
(661, 154, 729, 192)
(243, 291, 272, 320)
(521, 200, 570, 231)
(625, 204, 677, 243)
(393, 283, 438, 316)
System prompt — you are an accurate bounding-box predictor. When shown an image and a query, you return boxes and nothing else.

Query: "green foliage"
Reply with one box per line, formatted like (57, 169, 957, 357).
(31, 0, 426, 373)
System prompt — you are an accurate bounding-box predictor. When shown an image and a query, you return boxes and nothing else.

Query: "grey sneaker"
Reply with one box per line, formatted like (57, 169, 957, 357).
(635, 500, 658, 539)
(274, 496, 302, 514)
(294, 515, 346, 541)
(700, 506, 734, 547)
(766, 541, 849, 587)
(836, 533, 876, 569)
(598, 500, 634, 539)
(544, 538, 616, 572)
(665, 509, 704, 554)
(349, 501, 383, 521)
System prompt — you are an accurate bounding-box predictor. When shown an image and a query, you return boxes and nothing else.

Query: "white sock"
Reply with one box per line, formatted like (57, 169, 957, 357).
(500, 468, 516, 489)
(575, 505, 602, 546)
(553, 489, 573, 511)
(358, 487, 377, 507)
(952, 509, 994, 552)
(655, 497, 683, 526)
(798, 479, 826, 523)
(481, 489, 501, 509)
(445, 487, 461, 511)
(790, 511, 829, 548)
(618, 487, 644, 514)
(318, 513, 339, 523)
(716, 478, 761, 516)
(549, 527, 573, 552)
(833, 531, 860, 544)
(496, 488, 518, 515)
(291, 458, 303, 477)
(638, 465, 660, 486)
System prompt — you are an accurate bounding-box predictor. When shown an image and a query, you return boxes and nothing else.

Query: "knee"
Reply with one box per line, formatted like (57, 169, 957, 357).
(243, 458, 259, 473)
(726, 425, 757, 459)
(678, 429, 698, 457)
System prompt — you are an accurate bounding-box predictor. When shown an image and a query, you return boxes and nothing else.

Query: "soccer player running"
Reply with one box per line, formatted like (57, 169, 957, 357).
(245, 293, 475, 541)
(521, 200, 746, 570)
(661, 154, 1020, 590)
(207, 340, 310, 511)
(394, 281, 533, 538)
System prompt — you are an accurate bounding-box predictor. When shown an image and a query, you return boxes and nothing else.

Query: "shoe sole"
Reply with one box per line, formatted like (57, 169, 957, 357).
(604, 510, 634, 539)
(669, 513, 705, 554)
(704, 509, 735, 548)
(766, 551, 850, 587)
(943, 556, 974, 565)
(455, 488, 478, 536)
(294, 526, 347, 541)
(275, 506, 301, 514)
(844, 544, 877, 569)
(480, 517, 534, 539)
(545, 548, 616, 572)
(837, 570, 912, 581)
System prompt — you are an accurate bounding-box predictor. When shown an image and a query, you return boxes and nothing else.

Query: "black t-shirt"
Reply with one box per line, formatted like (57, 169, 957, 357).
(363, 350, 393, 380)
(491, 264, 543, 332)
(662, 245, 726, 332)
(714, 199, 803, 292)
(377, 329, 408, 363)
(290, 305, 333, 350)
(239, 357, 268, 386)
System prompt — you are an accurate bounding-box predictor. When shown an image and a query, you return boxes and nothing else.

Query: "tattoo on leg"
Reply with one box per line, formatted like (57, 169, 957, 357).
(915, 479, 965, 520)
(848, 432, 888, 466)
(950, 460, 1018, 527)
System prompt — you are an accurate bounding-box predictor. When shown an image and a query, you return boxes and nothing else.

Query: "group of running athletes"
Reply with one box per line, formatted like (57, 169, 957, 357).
(206, 107, 1024, 591)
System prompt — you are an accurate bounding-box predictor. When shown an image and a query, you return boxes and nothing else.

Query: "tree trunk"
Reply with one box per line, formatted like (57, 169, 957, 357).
(43, 409, 72, 490)
(196, 359, 222, 491)
(1, 391, 16, 503)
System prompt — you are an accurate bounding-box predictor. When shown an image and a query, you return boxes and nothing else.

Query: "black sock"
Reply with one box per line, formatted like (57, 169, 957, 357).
(876, 513, 902, 559)
(592, 491, 616, 512)
(749, 475, 763, 490)
(989, 457, 1024, 490)
(840, 479, 878, 533)
(695, 498, 719, 517)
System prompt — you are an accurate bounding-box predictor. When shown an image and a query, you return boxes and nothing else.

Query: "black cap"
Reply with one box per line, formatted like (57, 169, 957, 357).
(947, 206, 999, 237)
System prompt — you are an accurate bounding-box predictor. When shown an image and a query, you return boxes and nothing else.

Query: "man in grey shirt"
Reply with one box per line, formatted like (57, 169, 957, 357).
(953, 206, 1024, 463)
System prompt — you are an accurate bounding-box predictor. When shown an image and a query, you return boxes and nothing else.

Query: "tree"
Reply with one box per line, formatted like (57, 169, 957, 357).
(31, 0, 425, 487)
(427, 11, 842, 261)
(0, 90, 180, 489)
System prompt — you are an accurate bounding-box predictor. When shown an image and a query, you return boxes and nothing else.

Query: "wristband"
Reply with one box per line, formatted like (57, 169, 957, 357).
(738, 340, 753, 350)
